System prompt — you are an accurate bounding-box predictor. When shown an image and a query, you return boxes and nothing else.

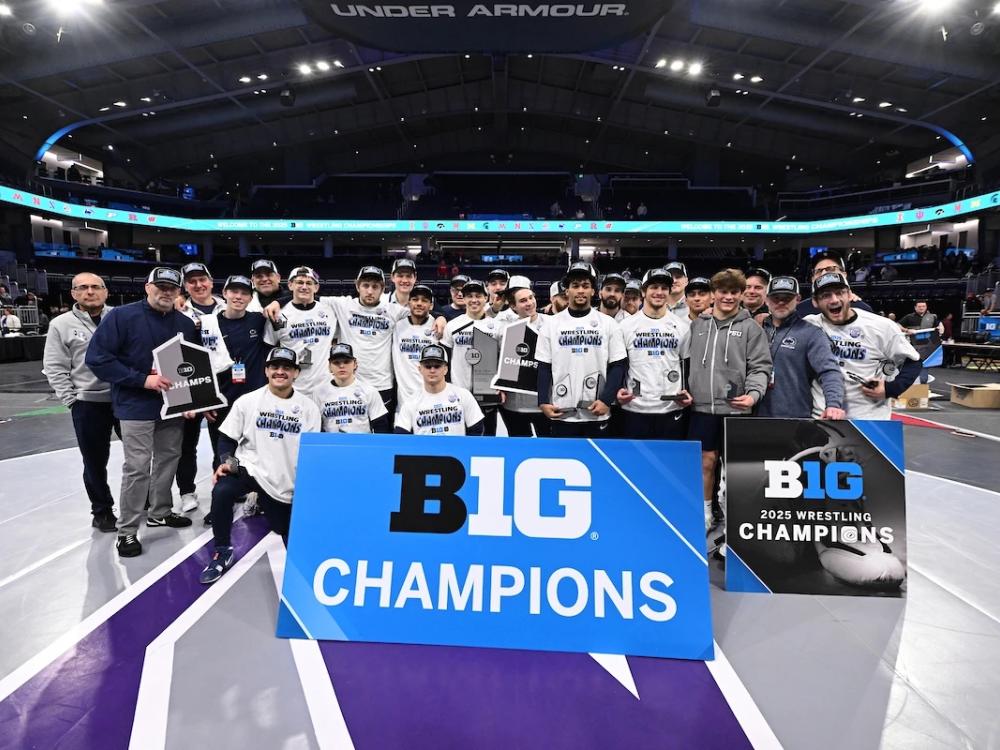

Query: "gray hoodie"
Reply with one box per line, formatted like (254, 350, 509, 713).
(43, 304, 113, 406)
(686, 309, 772, 415)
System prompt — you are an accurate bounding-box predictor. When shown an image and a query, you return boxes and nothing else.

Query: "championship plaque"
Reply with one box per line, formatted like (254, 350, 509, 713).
(469, 326, 501, 406)
(491, 320, 540, 395)
(152, 334, 228, 419)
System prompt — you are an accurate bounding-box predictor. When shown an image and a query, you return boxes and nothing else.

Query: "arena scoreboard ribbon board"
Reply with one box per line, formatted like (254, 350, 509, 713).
(278, 434, 714, 660)
(725, 418, 907, 598)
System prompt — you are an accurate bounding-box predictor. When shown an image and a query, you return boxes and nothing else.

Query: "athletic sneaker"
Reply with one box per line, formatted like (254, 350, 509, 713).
(174, 492, 199, 514)
(147, 512, 194, 528)
(116, 534, 142, 557)
(243, 492, 262, 517)
(203, 513, 213, 526)
(199, 546, 235, 585)
(92, 510, 118, 533)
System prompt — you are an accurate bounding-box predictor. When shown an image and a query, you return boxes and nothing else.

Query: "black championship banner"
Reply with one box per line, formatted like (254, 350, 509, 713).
(153, 334, 228, 419)
(725, 418, 906, 598)
(302, 0, 665, 53)
(490, 320, 539, 395)
(467, 325, 501, 406)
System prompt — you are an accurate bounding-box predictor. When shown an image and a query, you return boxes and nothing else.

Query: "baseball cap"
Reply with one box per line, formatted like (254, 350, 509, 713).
(288, 266, 319, 282)
(419, 344, 449, 364)
(450, 274, 471, 288)
(601, 272, 627, 289)
(767, 276, 800, 297)
(811, 250, 846, 271)
(487, 269, 510, 283)
(507, 275, 532, 293)
(392, 258, 417, 273)
(625, 279, 642, 294)
(462, 279, 487, 296)
(564, 261, 597, 286)
(409, 283, 434, 301)
(356, 266, 385, 284)
(549, 280, 566, 298)
(685, 277, 711, 293)
(811, 272, 850, 297)
(641, 267, 674, 288)
(746, 267, 772, 283)
(223, 274, 253, 291)
(329, 343, 356, 361)
(181, 262, 211, 279)
(266, 347, 299, 368)
(664, 261, 688, 277)
(147, 267, 182, 287)
(251, 259, 278, 275)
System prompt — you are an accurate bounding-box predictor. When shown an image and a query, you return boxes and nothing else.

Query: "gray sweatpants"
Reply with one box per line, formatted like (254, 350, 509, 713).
(118, 419, 185, 535)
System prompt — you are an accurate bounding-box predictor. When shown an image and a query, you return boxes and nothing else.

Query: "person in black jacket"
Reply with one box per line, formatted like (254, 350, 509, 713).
(86, 267, 198, 558)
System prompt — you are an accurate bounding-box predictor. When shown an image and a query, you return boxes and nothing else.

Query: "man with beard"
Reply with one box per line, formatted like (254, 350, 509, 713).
(392, 284, 440, 406)
(598, 272, 627, 321)
(542, 280, 568, 315)
(756, 276, 845, 419)
(536, 262, 626, 438)
(246, 259, 284, 313)
(44, 272, 119, 532)
(806, 272, 919, 419)
(486, 268, 510, 317)
(684, 277, 713, 322)
(797, 251, 873, 317)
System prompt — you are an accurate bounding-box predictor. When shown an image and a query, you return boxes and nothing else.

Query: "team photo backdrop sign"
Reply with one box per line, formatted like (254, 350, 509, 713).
(725, 419, 907, 598)
(278, 434, 714, 660)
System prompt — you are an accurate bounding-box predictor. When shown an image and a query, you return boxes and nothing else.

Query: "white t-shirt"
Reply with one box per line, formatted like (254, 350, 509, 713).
(441, 314, 501, 390)
(321, 296, 408, 391)
(312, 379, 388, 433)
(396, 383, 485, 435)
(392, 316, 440, 406)
(619, 309, 690, 414)
(264, 301, 338, 396)
(535, 308, 627, 422)
(220, 385, 321, 504)
(805, 308, 920, 419)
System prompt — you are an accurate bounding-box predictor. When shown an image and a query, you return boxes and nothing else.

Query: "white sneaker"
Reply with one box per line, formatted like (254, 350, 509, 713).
(704, 502, 714, 533)
(175, 492, 199, 514)
(243, 492, 261, 517)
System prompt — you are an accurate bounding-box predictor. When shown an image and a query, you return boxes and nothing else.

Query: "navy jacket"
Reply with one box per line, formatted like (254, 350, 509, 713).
(86, 299, 199, 421)
(757, 312, 845, 418)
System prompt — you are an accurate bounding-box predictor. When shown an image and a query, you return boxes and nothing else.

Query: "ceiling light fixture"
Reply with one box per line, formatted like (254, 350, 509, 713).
(333, 60, 344, 68)
(258, 73, 268, 80)
(669, 59, 684, 72)
(852, 96, 866, 103)
(0, 4, 12, 17)
(316, 60, 331, 71)
(687, 62, 703, 76)
(878, 101, 892, 108)
(239, 76, 251, 83)
(732, 72, 744, 80)
(297, 63, 313, 75)
(655, 59, 667, 69)
(750, 75, 763, 83)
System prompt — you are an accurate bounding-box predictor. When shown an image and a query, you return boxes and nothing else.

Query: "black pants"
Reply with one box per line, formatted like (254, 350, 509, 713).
(481, 407, 499, 436)
(205, 406, 231, 473)
(175, 413, 203, 495)
(70, 400, 120, 514)
(502, 409, 549, 437)
(619, 410, 687, 440)
(379, 387, 396, 430)
(548, 420, 610, 438)
(210, 471, 290, 548)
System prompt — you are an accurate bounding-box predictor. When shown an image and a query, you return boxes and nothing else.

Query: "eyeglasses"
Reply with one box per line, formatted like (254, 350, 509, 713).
(72, 284, 106, 291)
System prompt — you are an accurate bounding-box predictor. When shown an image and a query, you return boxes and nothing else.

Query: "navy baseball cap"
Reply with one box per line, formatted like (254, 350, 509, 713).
(767, 276, 800, 297)
(664, 262, 688, 277)
(329, 343, 356, 361)
(601, 272, 627, 289)
(811, 272, 850, 297)
(266, 347, 299, 368)
(625, 279, 642, 294)
(462, 279, 487, 296)
(409, 283, 434, 300)
(747, 267, 772, 283)
(288, 266, 319, 282)
(419, 344, 449, 364)
(685, 277, 711, 293)
(147, 267, 182, 287)
(564, 261, 597, 286)
(356, 266, 385, 283)
(641, 267, 673, 288)
(251, 259, 278, 275)
(487, 269, 510, 283)
(811, 251, 846, 271)
(223, 274, 253, 291)
(450, 274, 471, 288)
(392, 258, 417, 273)
(181, 262, 211, 279)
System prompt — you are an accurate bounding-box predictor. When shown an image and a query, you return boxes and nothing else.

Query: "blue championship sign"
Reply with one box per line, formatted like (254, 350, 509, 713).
(277, 434, 713, 660)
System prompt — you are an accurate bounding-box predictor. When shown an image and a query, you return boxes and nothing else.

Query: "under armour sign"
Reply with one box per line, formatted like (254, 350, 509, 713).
(278, 434, 713, 660)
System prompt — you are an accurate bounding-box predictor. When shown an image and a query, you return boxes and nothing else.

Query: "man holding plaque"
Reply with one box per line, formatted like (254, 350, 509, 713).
(536, 262, 627, 438)
(492, 275, 549, 437)
(617, 267, 692, 439)
(442, 279, 502, 435)
(86, 267, 198, 558)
